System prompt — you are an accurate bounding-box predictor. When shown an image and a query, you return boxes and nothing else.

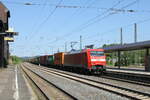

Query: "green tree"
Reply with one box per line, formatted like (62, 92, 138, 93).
(11, 56, 22, 64)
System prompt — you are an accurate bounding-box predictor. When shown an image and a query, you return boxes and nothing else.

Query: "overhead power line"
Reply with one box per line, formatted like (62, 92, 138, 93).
(66, 0, 139, 38)
(25, 0, 47, 41)
(83, 17, 150, 43)
(47, 0, 126, 44)
(27, 0, 133, 42)
(44, 0, 124, 43)
(2, 0, 149, 13)
(28, 0, 63, 41)
(47, 0, 140, 48)
(70, 0, 139, 34)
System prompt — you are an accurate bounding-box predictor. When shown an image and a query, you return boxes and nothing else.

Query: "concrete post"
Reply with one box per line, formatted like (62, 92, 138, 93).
(118, 51, 121, 69)
(145, 48, 150, 71)
(80, 35, 82, 51)
(120, 28, 123, 45)
(65, 42, 67, 52)
(134, 23, 137, 43)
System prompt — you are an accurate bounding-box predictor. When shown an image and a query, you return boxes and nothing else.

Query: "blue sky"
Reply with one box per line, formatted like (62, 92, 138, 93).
(1, 0, 150, 57)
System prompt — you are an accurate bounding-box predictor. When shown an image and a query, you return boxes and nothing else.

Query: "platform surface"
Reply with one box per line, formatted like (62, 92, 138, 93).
(106, 66, 150, 76)
(0, 65, 37, 100)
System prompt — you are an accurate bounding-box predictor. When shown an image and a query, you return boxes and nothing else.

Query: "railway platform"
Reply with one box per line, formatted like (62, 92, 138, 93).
(0, 65, 37, 100)
(106, 66, 150, 76)
(105, 66, 150, 84)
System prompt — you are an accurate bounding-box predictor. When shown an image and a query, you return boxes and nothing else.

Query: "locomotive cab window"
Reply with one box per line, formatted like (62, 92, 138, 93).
(90, 51, 104, 56)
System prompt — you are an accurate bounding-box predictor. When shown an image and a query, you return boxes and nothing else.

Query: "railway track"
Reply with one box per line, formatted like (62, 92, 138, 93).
(21, 64, 77, 100)
(100, 75, 150, 87)
(28, 63, 150, 87)
(24, 63, 150, 100)
(29, 64, 150, 87)
(104, 71, 150, 84)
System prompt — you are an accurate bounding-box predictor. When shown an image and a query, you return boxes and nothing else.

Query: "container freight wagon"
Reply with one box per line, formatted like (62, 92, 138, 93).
(39, 55, 54, 66)
(28, 57, 39, 64)
(64, 49, 106, 73)
(47, 55, 54, 65)
(32, 57, 40, 64)
(39, 56, 46, 65)
(54, 52, 65, 66)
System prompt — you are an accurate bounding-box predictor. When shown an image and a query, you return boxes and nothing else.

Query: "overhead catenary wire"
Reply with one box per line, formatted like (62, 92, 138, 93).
(47, 0, 139, 50)
(83, 17, 150, 48)
(66, 0, 139, 42)
(8, 0, 150, 55)
(2, 0, 149, 12)
(1, 0, 119, 9)
(47, 0, 126, 44)
(70, 0, 139, 34)
(79, 0, 145, 46)
(27, 0, 63, 41)
(0, 0, 52, 6)
(53, 0, 98, 42)
(28, 0, 101, 42)
(70, 0, 97, 16)
(9, 0, 63, 55)
(35, 0, 125, 51)
(25, 0, 47, 41)
(84, 17, 150, 41)
(69, 0, 139, 37)
(0, 0, 100, 9)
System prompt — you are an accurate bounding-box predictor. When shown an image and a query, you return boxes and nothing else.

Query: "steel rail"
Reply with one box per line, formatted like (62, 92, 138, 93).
(101, 75, 150, 87)
(28, 63, 150, 87)
(21, 64, 77, 100)
(21, 65, 49, 100)
(25, 63, 150, 100)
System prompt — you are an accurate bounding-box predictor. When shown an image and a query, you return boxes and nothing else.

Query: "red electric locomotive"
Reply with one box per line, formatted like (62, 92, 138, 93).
(64, 49, 106, 73)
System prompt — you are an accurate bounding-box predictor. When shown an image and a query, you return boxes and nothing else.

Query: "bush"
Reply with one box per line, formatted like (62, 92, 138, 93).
(11, 56, 22, 64)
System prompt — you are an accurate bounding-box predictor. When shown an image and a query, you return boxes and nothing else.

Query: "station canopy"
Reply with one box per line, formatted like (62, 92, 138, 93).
(104, 40, 150, 53)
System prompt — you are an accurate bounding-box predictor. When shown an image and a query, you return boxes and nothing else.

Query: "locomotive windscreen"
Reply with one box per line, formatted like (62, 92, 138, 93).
(90, 51, 104, 56)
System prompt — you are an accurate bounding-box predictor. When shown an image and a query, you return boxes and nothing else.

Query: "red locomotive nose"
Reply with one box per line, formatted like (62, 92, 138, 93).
(90, 56, 106, 66)
(89, 50, 106, 66)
